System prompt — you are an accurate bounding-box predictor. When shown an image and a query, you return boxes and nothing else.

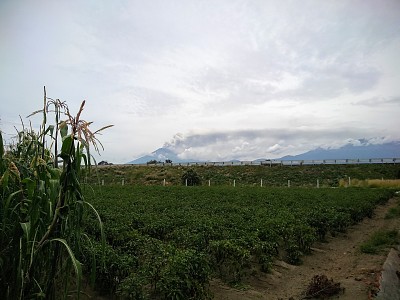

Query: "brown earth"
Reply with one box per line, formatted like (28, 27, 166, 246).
(211, 197, 400, 300)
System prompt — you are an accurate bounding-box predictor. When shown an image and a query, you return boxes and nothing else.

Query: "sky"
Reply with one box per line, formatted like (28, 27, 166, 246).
(1, 0, 399, 163)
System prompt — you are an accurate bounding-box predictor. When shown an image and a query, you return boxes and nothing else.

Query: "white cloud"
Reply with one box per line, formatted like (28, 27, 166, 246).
(0, 0, 399, 163)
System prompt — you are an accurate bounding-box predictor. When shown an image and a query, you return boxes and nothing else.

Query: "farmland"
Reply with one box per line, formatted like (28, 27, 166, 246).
(82, 185, 396, 299)
(87, 163, 400, 187)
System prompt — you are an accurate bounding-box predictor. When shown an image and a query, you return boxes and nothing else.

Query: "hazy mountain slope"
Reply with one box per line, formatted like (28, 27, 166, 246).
(281, 141, 400, 161)
(128, 141, 400, 164)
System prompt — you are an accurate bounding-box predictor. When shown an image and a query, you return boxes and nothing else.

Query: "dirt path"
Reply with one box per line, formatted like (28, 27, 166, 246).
(212, 197, 400, 300)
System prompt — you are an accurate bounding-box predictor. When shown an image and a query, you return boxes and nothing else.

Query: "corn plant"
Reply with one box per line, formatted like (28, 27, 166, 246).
(0, 89, 111, 299)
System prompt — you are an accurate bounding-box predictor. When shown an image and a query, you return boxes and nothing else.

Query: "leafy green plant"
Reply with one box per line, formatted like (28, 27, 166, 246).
(158, 249, 211, 300)
(209, 239, 250, 283)
(0, 89, 111, 299)
(181, 169, 201, 186)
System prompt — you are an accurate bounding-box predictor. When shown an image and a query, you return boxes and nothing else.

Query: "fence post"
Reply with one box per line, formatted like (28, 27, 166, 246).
(163, 179, 166, 186)
(317, 179, 319, 188)
(101, 179, 104, 186)
(122, 179, 125, 186)
(348, 177, 351, 187)
(260, 179, 263, 187)
(185, 179, 188, 186)
(233, 180, 236, 187)
(288, 180, 290, 187)
(208, 180, 211, 187)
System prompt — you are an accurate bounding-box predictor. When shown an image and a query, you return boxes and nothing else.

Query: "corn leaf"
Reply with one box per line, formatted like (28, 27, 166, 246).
(50, 238, 82, 299)
(59, 121, 68, 138)
(0, 131, 4, 158)
(20, 222, 31, 241)
(82, 201, 106, 267)
(60, 135, 73, 159)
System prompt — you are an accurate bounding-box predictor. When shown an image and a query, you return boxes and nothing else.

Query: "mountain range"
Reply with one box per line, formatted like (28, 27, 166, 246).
(128, 140, 400, 164)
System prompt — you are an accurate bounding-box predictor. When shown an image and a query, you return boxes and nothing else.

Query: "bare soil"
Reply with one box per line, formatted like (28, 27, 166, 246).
(211, 197, 400, 300)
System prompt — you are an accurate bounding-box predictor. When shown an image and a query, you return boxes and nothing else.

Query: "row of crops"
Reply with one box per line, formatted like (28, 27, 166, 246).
(81, 186, 395, 299)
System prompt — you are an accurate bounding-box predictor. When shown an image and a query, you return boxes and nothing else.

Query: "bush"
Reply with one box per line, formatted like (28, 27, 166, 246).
(158, 249, 211, 300)
(181, 169, 201, 186)
(209, 240, 251, 283)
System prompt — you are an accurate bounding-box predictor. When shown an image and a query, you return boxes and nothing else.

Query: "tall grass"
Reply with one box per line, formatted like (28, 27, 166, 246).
(367, 179, 400, 188)
(339, 178, 400, 188)
(0, 88, 111, 299)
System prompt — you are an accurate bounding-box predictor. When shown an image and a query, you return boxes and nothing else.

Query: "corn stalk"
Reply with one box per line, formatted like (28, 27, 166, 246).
(0, 88, 111, 299)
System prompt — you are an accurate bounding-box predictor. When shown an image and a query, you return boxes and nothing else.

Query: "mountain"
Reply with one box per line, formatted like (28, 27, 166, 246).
(127, 147, 198, 164)
(280, 141, 400, 161)
(128, 140, 400, 164)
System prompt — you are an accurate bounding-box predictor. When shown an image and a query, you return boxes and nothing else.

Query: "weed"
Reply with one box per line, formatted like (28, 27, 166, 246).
(360, 230, 399, 254)
(385, 206, 400, 219)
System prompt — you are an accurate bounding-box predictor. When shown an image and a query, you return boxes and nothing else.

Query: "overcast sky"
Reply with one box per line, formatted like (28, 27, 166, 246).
(1, 0, 399, 163)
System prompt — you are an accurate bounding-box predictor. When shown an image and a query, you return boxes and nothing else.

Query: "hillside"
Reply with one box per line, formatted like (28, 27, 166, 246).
(88, 163, 400, 187)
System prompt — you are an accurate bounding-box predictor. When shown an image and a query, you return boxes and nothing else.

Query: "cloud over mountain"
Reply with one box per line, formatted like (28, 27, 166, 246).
(160, 129, 398, 162)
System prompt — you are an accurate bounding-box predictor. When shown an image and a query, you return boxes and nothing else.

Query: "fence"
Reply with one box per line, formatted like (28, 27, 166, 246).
(128, 157, 399, 167)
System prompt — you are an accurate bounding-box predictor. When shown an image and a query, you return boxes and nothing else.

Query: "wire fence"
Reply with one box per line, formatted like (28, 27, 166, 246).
(125, 157, 399, 167)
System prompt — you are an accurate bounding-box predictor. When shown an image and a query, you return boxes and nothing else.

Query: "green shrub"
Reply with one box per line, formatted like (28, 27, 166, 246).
(181, 169, 201, 186)
(158, 249, 211, 300)
(209, 240, 250, 283)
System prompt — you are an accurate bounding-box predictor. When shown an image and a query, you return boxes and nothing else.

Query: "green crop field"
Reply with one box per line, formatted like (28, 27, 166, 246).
(88, 163, 400, 187)
(82, 185, 395, 299)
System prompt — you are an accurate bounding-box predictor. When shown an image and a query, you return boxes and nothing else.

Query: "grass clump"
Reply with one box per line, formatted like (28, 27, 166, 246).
(385, 206, 400, 219)
(360, 230, 399, 254)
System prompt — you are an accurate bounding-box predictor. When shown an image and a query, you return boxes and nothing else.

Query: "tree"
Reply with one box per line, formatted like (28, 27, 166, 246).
(147, 159, 159, 165)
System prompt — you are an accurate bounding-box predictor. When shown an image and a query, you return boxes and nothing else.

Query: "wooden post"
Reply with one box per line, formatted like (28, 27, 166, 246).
(233, 180, 236, 187)
(288, 180, 290, 187)
(348, 177, 351, 187)
(208, 180, 211, 187)
(122, 179, 125, 186)
(185, 179, 188, 186)
(317, 179, 319, 188)
(163, 179, 166, 186)
(260, 179, 263, 187)
(101, 179, 104, 186)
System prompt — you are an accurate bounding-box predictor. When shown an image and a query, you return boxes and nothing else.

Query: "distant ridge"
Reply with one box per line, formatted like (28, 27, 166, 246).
(280, 141, 400, 161)
(128, 140, 400, 164)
